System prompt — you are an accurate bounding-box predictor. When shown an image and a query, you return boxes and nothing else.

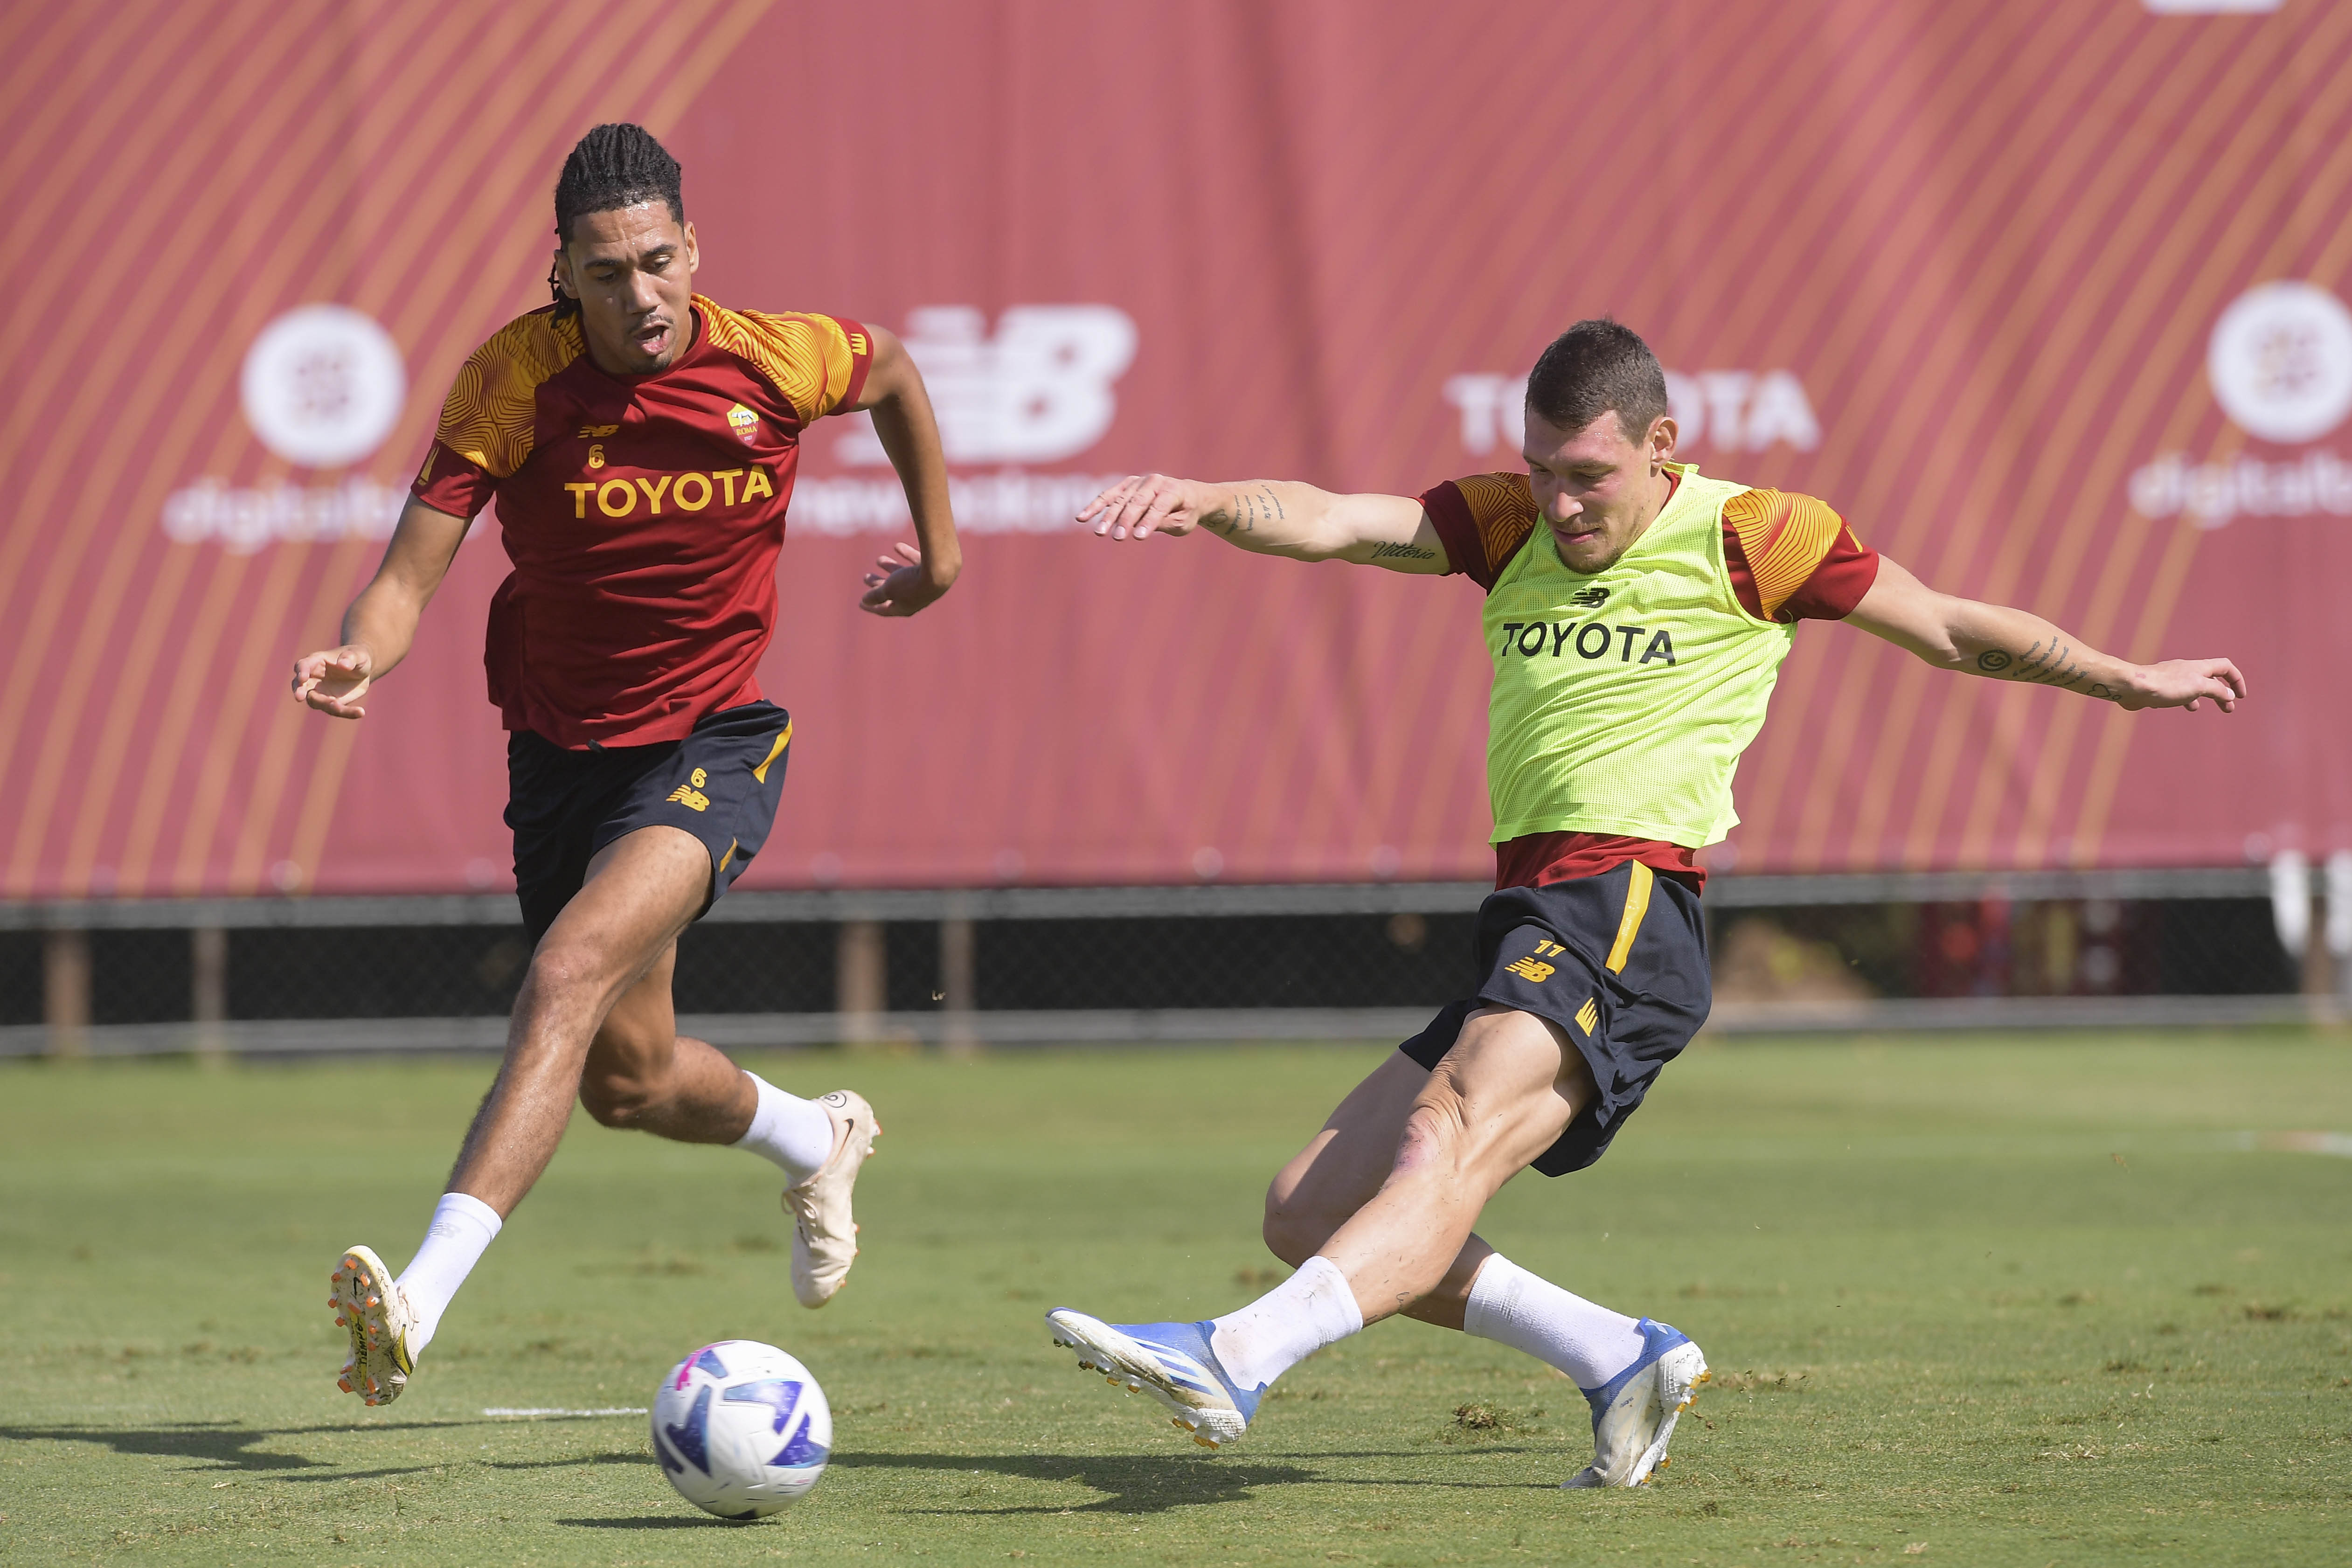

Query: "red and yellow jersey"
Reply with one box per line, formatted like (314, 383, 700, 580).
(1418, 469, 1880, 893)
(1419, 470, 1878, 622)
(413, 295, 873, 749)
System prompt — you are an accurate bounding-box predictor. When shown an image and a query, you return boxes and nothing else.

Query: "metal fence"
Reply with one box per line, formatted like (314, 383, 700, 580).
(3, 865, 2347, 1057)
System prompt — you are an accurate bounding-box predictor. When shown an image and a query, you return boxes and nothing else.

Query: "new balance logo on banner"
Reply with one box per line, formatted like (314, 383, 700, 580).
(834, 305, 1138, 466)
(805, 304, 1140, 536)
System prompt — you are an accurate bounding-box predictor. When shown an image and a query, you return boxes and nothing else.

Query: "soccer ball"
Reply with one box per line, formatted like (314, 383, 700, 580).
(650, 1339, 833, 1518)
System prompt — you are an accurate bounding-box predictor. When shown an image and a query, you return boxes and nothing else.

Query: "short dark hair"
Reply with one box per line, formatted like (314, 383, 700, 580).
(1525, 319, 1670, 444)
(554, 123, 684, 245)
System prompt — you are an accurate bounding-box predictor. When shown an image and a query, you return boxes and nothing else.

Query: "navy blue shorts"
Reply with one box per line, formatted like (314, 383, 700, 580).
(1399, 862, 1711, 1176)
(505, 701, 793, 945)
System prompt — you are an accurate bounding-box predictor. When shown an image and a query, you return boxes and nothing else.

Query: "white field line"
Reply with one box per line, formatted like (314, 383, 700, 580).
(481, 1406, 648, 1418)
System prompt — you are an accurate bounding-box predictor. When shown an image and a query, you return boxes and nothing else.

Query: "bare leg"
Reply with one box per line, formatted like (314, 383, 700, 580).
(576, 941, 759, 1144)
(1295, 1007, 1594, 1326)
(445, 826, 723, 1215)
(1263, 1053, 1499, 1329)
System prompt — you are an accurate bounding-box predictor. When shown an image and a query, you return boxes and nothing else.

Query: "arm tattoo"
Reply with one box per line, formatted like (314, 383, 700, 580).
(1220, 483, 1288, 535)
(1370, 541, 1437, 561)
(1976, 640, 2118, 701)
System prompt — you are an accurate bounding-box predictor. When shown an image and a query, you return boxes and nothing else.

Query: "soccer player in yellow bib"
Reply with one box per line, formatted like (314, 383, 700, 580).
(1045, 319, 2245, 1486)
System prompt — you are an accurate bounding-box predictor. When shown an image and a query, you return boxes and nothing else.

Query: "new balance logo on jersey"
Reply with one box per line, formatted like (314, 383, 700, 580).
(1498, 620, 1677, 666)
(666, 784, 710, 812)
(1569, 587, 1610, 607)
(578, 423, 619, 438)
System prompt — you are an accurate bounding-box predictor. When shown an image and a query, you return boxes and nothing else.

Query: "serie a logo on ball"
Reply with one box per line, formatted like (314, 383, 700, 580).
(651, 1339, 832, 1519)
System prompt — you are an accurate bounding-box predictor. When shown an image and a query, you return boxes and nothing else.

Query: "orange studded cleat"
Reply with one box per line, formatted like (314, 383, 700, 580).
(327, 1245, 416, 1407)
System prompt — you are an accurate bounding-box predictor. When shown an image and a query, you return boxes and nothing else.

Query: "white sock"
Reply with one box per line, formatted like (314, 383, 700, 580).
(1463, 1252, 1646, 1390)
(394, 1191, 502, 1355)
(731, 1073, 835, 1186)
(1207, 1256, 1365, 1390)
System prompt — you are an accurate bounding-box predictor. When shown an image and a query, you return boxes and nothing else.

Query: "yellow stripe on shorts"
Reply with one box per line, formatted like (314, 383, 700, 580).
(1604, 861, 1654, 974)
(752, 721, 793, 783)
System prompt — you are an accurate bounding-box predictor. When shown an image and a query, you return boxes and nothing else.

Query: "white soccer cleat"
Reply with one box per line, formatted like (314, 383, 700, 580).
(328, 1245, 417, 1407)
(1563, 1318, 1709, 1488)
(784, 1089, 880, 1308)
(1044, 1308, 1263, 1448)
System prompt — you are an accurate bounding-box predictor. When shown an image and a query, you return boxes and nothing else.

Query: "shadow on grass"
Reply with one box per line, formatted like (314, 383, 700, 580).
(489, 1450, 646, 1471)
(540, 1447, 1565, 1526)
(549, 1449, 1302, 1523)
(839, 1450, 1553, 1515)
(0, 1418, 491, 1474)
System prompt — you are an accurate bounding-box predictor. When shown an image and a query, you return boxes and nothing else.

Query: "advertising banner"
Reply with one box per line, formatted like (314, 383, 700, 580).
(1, 0, 2345, 898)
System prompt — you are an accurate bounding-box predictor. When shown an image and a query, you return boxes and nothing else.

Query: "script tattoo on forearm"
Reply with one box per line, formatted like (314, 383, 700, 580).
(1370, 541, 1437, 561)
(1975, 640, 2118, 701)
(1207, 483, 1289, 537)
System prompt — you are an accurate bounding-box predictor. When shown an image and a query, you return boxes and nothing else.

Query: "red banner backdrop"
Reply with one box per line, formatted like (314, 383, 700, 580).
(2, 0, 2346, 899)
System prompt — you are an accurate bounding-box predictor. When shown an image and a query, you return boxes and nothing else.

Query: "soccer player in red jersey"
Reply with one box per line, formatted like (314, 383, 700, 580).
(291, 125, 957, 1406)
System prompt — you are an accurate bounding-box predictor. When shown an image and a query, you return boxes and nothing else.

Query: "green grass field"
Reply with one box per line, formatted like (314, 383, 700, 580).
(1, 1034, 2347, 1565)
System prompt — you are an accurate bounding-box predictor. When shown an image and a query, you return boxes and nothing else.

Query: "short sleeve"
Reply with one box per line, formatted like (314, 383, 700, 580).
(699, 302, 875, 424)
(411, 439, 496, 520)
(1418, 472, 1541, 591)
(1721, 488, 1880, 622)
(429, 309, 584, 486)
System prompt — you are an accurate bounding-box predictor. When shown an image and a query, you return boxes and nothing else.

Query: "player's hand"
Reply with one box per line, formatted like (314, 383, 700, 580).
(2118, 658, 2246, 713)
(1079, 474, 1210, 541)
(291, 645, 375, 719)
(859, 541, 952, 617)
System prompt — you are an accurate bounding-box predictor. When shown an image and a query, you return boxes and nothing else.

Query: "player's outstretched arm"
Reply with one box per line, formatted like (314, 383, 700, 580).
(850, 326, 960, 617)
(1846, 555, 2245, 713)
(1078, 474, 1450, 574)
(289, 497, 472, 719)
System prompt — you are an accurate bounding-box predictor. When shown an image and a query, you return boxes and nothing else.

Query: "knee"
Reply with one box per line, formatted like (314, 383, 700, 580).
(578, 1030, 665, 1129)
(1261, 1182, 1332, 1268)
(578, 1064, 650, 1128)
(525, 936, 616, 1003)
(1394, 1082, 1471, 1174)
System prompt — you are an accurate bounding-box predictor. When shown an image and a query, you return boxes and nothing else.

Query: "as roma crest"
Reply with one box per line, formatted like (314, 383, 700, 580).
(726, 403, 760, 445)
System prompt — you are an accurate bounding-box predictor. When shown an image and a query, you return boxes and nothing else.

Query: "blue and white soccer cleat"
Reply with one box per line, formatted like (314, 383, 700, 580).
(1045, 1308, 1264, 1447)
(1564, 1318, 1709, 1488)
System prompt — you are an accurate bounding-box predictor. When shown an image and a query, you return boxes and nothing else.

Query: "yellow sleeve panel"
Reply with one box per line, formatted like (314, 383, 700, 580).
(696, 297, 861, 424)
(432, 311, 586, 479)
(1455, 472, 1542, 580)
(1722, 488, 1848, 621)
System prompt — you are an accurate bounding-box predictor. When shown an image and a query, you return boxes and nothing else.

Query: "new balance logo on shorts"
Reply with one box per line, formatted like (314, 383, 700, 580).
(1574, 997, 1601, 1036)
(666, 784, 710, 812)
(1503, 938, 1568, 983)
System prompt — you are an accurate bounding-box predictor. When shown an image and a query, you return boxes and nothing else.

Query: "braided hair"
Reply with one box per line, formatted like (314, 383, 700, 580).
(548, 123, 685, 316)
